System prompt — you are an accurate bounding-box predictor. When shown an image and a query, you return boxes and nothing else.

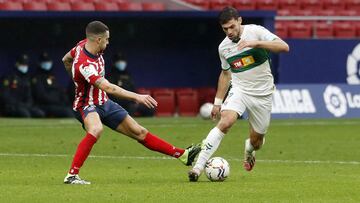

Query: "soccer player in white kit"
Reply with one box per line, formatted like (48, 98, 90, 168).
(188, 6, 289, 181)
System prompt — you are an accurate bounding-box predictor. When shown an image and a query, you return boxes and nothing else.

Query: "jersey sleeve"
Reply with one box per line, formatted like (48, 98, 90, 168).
(79, 64, 102, 85)
(70, 39, 87, 58)
(219, 47, 230, 70)
(70, 46, 77, 58)
(255, 25, 279, 41)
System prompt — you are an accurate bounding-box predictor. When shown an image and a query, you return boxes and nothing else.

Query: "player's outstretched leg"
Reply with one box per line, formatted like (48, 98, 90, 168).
(139, 132, 201, 166)
(117, 116, 202, 166)
(188, 127, 225, 182)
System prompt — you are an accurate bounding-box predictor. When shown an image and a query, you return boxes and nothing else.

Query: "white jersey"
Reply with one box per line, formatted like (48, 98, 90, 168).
(218, 24, 278, 96)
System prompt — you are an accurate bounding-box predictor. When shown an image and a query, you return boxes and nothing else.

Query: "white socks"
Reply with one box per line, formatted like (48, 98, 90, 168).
(193, 127, 225, 171)
(245, 138, 254, 154)
(245, 137, 265, 154)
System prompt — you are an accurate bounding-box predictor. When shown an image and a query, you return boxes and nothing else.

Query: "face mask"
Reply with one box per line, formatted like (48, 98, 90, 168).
(115, 61, 127, 71)
(40, 61, 53, 71)
(17, 65, 29, 74)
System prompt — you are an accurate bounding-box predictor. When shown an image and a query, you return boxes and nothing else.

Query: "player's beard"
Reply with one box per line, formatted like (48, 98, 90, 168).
(231, 29, 241, 43)
(231, 36, 240, 43)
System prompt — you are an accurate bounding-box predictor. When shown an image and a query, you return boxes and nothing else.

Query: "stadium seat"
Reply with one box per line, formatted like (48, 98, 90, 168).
(315, 9, 336, 16)
(81, 0, 99, 3)
(293, 9, 315, 16)
(0, 2, 23, 10)
(142, 2, 165, 11)
(103, 0, 128, 2)
(47, 2, 71, 11)
(152, 89, 176, 117)
(322, 0, 345, 11)
(345, 0, 360, 11)
(117, 2, 142, 11)
(136, 88, 152, 95)
(275, 21, 288, 38)
(314, 21, 333, 38)
(300, 0, 323, 12)
(23, 2, 47, 11)
(26, 0, 51, 2)
(176, 89, 199, 116)
(209, 0, 232, 10)
(57, 0, 76, 2)
(197, 87, 216, 105)
(277, 9, 291, 16)
(333, 21, 356, 38)
(174, 87, 194, 93)
(287, 21, 312, 38)
(94, 2, 119, 11)
(335, 9, 358, 16)
(355, 22, 360, 37)
(71, 2, 95, 11)
(186, 0, 210, 9)
(256, 0, 278, 10)
(233, 0, 256, 10)
(278, 0, 301, 11)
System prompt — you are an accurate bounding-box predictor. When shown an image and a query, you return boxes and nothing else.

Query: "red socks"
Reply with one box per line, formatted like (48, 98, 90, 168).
(139, 132, 185, 158)
(69, 133, 97, 175)
(68, 132, 183, 174)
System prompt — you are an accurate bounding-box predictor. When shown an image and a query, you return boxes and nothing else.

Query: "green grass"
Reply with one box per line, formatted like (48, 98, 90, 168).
(0, 117, 360, 202)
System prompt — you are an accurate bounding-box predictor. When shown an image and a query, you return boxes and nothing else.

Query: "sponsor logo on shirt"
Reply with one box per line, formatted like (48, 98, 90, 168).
(231, 56, 255, 69)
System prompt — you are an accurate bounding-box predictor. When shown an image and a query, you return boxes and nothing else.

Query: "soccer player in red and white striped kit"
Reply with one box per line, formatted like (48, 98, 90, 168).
(62, 21, 201, 184)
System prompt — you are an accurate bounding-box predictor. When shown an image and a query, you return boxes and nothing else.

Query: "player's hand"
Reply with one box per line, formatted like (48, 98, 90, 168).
(135, 94, 158, 109)
(211, 105, 221, 121)
(238, 40, 258, 50)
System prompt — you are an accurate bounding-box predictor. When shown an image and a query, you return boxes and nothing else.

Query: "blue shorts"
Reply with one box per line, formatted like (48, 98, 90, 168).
(74, 99, 128, 130)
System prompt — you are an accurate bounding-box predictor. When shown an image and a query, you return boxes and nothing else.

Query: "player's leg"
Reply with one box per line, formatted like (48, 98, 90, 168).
(102, 100, 201, 166)
(64, 108, 103, 184)
(243, 94, 272, 171)
(188, 110, 238, 181)
(115, 115, 200, 165)
(189, 88, 246, 181)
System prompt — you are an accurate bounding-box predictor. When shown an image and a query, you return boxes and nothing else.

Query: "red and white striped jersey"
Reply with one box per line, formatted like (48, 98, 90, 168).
(70, 39, 108, 111)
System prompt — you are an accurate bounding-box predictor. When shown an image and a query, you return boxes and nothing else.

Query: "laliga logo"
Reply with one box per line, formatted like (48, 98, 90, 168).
(347, 43, 360, 84)
(323, 85, 347, 117)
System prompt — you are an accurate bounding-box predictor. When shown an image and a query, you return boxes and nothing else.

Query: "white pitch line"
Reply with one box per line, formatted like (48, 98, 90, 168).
(0, 153, 359, 165)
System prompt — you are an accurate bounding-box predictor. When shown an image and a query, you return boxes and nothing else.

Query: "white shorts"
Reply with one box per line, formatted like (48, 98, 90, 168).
(221, 87, 273, 134)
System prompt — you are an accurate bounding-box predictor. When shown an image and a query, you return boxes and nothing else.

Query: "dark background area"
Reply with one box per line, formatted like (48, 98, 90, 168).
(0, 11, 272, 88)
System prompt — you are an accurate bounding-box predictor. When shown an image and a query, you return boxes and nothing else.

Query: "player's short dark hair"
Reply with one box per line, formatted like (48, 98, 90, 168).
(86, 21, 109, 36)
(218, 6, 239, 25)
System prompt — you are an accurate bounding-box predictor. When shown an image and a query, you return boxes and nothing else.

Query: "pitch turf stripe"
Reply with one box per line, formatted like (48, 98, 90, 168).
(1, 120, 359, 128)
(0, 153, 359, 165)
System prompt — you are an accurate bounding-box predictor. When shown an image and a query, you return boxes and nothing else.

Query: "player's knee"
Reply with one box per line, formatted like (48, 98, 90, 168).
(88, 124, 103, 138)
(132, 125, 148, 141)
(217, 116, 235, 133)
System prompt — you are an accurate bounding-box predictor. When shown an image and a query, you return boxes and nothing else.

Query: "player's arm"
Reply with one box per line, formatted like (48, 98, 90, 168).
(212, 70, 231, 120)
(238, 38, 289, 53)
(94, 77, 157, 109)
(62, 51, 74, 76)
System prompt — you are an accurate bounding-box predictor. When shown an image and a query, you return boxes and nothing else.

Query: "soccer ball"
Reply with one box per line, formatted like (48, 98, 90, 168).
(199, 102, 213, 119)
(205, 157, 230, 181)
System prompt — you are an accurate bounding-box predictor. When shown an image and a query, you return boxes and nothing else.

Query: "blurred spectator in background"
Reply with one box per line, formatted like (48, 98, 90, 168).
(32, 52, 73, 117)
(0, 54, 45, 118)
(108, 52, 154, 117)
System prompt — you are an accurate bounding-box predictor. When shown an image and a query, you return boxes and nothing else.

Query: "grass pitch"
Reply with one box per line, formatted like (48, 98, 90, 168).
(0, 117, 359, 203)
